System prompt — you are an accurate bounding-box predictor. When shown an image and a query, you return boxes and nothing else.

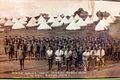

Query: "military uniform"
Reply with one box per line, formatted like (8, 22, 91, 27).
(72, 49, 78, 71)
(18, 47, 25, 70)
(46, 49, 53, 71)
(14, 42, 18, 60)
(88, 49, 96, 71)
(64, 49, 72, 71)
(6, 43, 12, 61)
(33, 42, 39, 60)
(78, 47, 84, 69)
(3, 37, 8, 55)
(82, 50, 90, 71)
(27, 42, 32, 60)
(96, 48, 105, 70)
(55, 49, 63, 71)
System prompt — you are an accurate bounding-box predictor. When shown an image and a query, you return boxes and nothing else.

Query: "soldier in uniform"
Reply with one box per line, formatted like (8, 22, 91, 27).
(88, 47, 96, 71)
(55, 46, 64, 71)
(46, 46, 53, 71)
(27, 41, 32, 60)
(42, 40, 47, 60)
(78, 46, 84, 71)
(64, 47, 72, 71)
(72, 48, 79, 72)
(4, 36, 8, 55)
(23, 39, 27, 59)
(82, 48, 90, 71)
(118, 42, 120, 62)
(18, 46, 25, 70)
(6, 43, 12, 61)
(40, 41, 44, 60)
(112, 43, 118, 62)
(33, 41, 39, 60)
(14, 41, 18, 60)
(96, 46, 105, 70)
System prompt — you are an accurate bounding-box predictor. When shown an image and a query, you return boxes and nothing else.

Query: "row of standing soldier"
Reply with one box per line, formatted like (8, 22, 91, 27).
(3, 35, 120, 71)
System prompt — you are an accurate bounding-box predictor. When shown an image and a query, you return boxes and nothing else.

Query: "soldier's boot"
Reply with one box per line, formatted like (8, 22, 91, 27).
(60, 66, 62, 71)
(66, 66, 68, 71)
(22, 66, 24, 70)
(20, 65, 22, 70)
(9, 56, 10, 61)
(75, 67, 77, 72)
(57, 66, 60, 71)
(70, 66, 72, 71)
(48, 66, 50, 71)
(98, 62, 101, 71)
(57, 62, 60, 71)
(20, 68, 22, 70)
(9, 55, 12, 61)
(50, 63, 53, 71)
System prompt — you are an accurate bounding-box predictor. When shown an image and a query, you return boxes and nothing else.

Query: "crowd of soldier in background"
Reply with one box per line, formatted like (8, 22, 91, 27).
(3, 34, 120, 71)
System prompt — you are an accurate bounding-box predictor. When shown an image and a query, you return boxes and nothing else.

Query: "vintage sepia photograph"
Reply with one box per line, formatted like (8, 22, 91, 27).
(0, 0, 120, 78)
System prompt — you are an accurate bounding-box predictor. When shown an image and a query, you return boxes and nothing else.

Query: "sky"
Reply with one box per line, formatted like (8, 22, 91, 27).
(0, 0, 120, 18)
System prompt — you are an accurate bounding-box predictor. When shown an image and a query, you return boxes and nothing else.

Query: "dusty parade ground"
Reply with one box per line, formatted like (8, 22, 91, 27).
(0, 25, 120, 78)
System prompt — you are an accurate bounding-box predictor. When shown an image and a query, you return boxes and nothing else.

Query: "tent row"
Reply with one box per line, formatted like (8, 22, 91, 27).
(0, 14, 116, 31)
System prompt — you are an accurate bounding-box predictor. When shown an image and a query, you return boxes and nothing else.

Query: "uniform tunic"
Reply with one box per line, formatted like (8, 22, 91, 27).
(47, 50, 53, 59)
(96, 49, 105, 61)
(82, 51, 90, 71)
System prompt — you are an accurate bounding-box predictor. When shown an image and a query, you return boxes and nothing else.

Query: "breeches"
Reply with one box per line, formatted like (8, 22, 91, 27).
(20, 59, 24, 66)
(83, 60, 88, 69)
(48, 59, 53, 69)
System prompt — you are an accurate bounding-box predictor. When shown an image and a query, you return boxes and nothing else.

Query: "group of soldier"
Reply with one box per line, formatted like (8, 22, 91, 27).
(3, 34, 120, 71)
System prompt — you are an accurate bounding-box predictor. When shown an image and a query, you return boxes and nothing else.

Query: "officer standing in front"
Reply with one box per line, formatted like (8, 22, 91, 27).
(46, 46, 53, 71)
(55, 46, 64, 71)
(18, 46, 25, 70)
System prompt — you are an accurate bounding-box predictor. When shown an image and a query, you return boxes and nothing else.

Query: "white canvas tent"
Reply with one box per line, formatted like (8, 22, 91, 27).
(38, 16, 46, 24)
(12, 17, 18, 23)
(77, 17, 87, 27)
(47, 17, 55, 23)
(20, 16, 28, 22)
(74, 14, 80, 21)
(69, 16, 76, 22)
(4, 19, 14, 26)
(37, 21, 52, 30)
(26, 17, 38, 27)
(56, 15, 62, 21)
(85, 16, 93, 24)
(95, 20, 108, 31)
(0, 18, 6, 25)
(66, 20, 80, 30)
(106, 15, 116, 23)
(102, 18, 110, 26)
(32, 17, 38, 22)
(51, 19, 62, 27)
(19, 18, 27, 25)
(12, 20, 25, 29)
(60, 17, 70, 24)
